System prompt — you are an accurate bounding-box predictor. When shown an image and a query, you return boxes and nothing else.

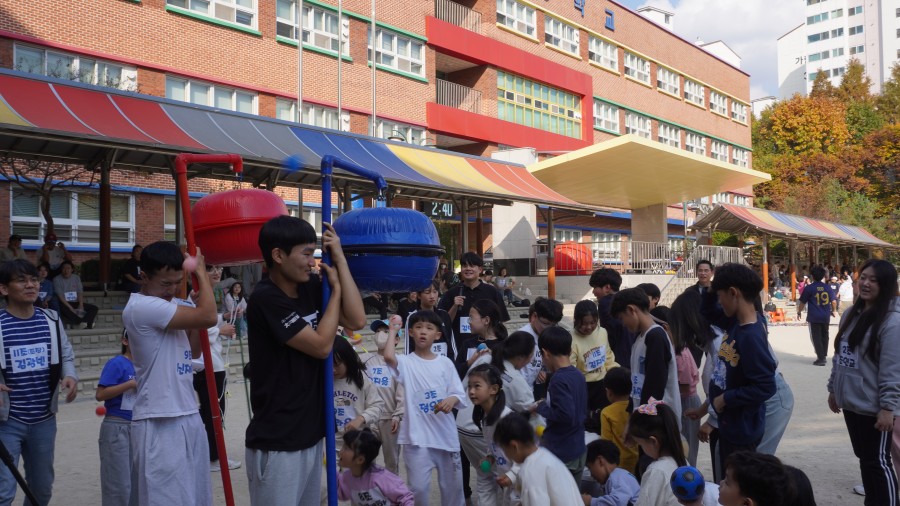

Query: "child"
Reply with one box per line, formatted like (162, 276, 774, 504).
(600, 367, 638, 474)
(333, 335, 385, 449)
(383, 310, 468, 505)
(244, 217, 366, 505)
(493, 412, 581, 506)
(669, 466, 720, 506)
(581, 439, 639, 506)
(364, 320, 405, 475)
(456, 299, 508, 377)
(123, 242, 219, 506)
(490, 331, 537, 412)
(571, 300, 618, 422)
(717, 452, 794, 506)
(668, 292, 703, 467)
(708, 264, 776, 474)
(532, 326, 587, 482)
(610, 288, 681, 422)
(627, 400, 686, 506)
(96, 331, 137, 506)
(223, 281, 247, 339)
(406, 281, 455, 361)
(468, 364, 515, 506)
(337, 428, 414, 506)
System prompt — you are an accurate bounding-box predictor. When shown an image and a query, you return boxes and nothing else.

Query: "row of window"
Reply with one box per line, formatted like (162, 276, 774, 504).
(495, 0, 748, 124)
(809, 47, 843, 62)
(496, 71, 582, 139)
(14, 45, 137, 91)
(807, 9, 842, 25)
(809, 66, 847, 81)
(592, 99, 749, 167)
(809, 27, 844, 43)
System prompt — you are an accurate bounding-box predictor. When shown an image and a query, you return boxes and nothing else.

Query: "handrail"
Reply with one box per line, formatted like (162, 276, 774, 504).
(434, 0, 482, 33)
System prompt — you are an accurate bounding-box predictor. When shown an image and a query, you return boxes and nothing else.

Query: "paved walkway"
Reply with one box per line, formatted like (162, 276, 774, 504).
(35, 323, 861, 504)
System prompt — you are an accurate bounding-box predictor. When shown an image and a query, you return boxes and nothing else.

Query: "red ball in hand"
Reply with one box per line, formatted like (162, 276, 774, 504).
(182, 256, 199, 272)
(96, 405, 106, 417)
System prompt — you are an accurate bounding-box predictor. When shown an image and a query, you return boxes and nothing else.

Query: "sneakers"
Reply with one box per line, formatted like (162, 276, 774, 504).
(210, 459, 242, 472)
(813, 359, 826, 366)
(852, 484, 865, 496)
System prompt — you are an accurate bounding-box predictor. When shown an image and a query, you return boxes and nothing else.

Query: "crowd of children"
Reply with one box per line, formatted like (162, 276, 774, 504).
(89, 210, 835, 506)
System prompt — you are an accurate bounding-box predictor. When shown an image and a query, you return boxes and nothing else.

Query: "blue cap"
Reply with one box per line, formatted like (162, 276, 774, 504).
(370, 319, 390, 333)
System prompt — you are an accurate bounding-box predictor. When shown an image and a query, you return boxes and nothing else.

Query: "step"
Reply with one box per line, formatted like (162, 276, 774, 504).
(82, 291, 131, 310)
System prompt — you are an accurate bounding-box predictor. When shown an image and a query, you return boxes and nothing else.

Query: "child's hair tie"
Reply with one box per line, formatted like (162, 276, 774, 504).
(636, 397, 665, 415)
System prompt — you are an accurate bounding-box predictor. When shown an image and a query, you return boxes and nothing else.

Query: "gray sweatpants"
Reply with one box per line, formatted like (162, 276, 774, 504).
(99, 416, 131, 506)
(129, 413, 212, 506)
(246, 440, 324, 506)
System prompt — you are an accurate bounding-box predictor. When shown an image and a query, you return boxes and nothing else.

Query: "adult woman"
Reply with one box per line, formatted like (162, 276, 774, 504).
(493, 267, 516, 306)
(827, 259, 900, 506)
(223, 282, 247, 339)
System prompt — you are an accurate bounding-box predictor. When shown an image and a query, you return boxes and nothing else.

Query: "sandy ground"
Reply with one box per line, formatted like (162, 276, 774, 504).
(32, 323, 864, 504)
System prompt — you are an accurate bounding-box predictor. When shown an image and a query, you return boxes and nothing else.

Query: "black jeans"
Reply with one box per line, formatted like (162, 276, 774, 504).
(59, 302, 98, 328)
(193, 370, 227, 462)
(844, 410, 899, 506)
(716, 435, 759, 482)
(808, 322, 830, 361)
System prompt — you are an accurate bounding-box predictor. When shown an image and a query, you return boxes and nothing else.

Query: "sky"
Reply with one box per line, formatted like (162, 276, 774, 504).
(615, 0, 806, 99)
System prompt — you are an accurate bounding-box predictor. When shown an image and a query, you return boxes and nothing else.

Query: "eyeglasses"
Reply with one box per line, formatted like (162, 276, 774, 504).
(206, 266, 223, 273)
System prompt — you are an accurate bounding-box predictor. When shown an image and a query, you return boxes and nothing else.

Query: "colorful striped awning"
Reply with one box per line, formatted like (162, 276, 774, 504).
(0, 70, 585, 210)
(691, 204, 896, 249)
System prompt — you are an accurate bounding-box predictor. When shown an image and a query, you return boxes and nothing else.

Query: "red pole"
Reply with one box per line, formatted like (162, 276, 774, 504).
(174, 153, 243, 506)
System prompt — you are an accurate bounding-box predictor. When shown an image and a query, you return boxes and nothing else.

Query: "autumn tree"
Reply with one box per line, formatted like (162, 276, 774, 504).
(760, 95, 849, 156)
(878, 63, 900, 124)
(809, 71, 837, 100)
(846, 101, 885, 142)
(836, 59, 874, 104)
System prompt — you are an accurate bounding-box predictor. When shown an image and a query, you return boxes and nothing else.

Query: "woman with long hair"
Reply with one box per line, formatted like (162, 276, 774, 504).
(827, 259, 900, 506)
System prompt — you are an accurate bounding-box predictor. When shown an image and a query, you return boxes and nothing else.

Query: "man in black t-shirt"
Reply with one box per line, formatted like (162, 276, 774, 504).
(244, 216, 366, 505)
(437, 252, 509, 364)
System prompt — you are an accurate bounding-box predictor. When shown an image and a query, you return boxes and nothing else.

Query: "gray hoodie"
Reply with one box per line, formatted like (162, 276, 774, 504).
(828, 297, 900, 417)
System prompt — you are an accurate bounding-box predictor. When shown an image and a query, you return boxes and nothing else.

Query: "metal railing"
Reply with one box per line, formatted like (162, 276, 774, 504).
(436, 79, 482, 114)
(434, 0, 482, 33)
(658, 244, 746, 306)
(531, 241, 689, 275)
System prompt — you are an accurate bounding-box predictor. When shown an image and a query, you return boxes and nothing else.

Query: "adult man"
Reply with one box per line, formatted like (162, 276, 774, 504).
(438, 252, 509, 357)
(53, 261, 99, 329)
(0, 235, 27, 263)
(590, 268, 634, 367)
(797, 265, 837, 366)
(518, 297, 564, 395)
(685, 260, 728, 330)
(38, 234, 72, 279)
(0, 259, 77, 505)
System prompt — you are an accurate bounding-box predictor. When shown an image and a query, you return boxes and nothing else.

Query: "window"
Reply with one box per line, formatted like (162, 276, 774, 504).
(377, 119, 426, 145)
(809, 50, 829, 62)
(710, 91, 728, 115)
(657, 123, 680, 148)
(553, 229, 581, 243)
(13, 189, 133, 246)
(277, 2, 350, 54)
(303, 103, 349, 131)
(624, 111, 650, 138)
(832, 47, 844, 57)
(593, 100, 619, 132)
(284, 206, 334, 235)
(497, 71, 581, 138)
(590, 232, 621, 262)
(808, 30, 830, 43)
(276, 98, 297, 122)
(368, 27, 425, 77)
(831, 27, 844, 38)
(167, 0, 256, 28)
(850, 45, 865, 55)
(685, 132, 705, 154)
(831, 67, 846, 77)
(849, 6, 863, 16)
(684, 79, 705, 107)
(624, 52, 650, 84)
(831, 8, 843, 17)
(807, 12, 828, 24)
(544, 17, 579, 55)
(710, 141, 728, 162)
(657, 67, 679, 95)
(588, 37, 618, 72)
(164, 197, 199, 241)
(734, 195, 749, 206)
(806, 0, 825, 4)
(849, 25, 863, 36)
(731, 102, 747, 123)
(166, 77, 256, 113)
(496, 0, 536, 37)
(712, 192, 729, 204)
(808, 71, 819, 81)
(732, 148, 749, 168)
(13, 45, 137, 91)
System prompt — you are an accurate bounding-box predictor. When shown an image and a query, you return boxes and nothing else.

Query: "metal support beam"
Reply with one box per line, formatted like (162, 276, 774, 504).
(99, 157, 111, 293)
(475, 208, 484, 258)
(547, 207, 555, 300)
(761, 234, 768, 303)
(460, 198, 469, 256)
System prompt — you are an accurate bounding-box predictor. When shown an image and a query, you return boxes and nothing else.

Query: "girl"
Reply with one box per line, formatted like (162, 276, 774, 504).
(406, 281, 455, 361)
(570, 300, 618, 422)
(36, 263, 57, 312)
(223, 282, 247, 339)
(493, 267, 516, 307)
(468, 364, 518, 506)
(96, 331, 137, 506)
(456, 299, 508, 377)
(629, 400, 686, 506)
(668, 292, 704, 467)
(827, 259, 900, 506)
(338, 428, 414, 506)
(333, 335, 385, 450)
(490, 331, 537, 412)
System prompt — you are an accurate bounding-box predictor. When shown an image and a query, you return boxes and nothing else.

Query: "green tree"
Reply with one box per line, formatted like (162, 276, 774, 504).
(837, 59, 874, 104)
(809, 70, 837, 100)
(846, 101, 885, 142)
(878, 63, 900, 124)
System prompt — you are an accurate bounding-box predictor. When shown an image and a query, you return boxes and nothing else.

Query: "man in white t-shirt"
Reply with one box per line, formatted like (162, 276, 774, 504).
(122, 242, 218, 506)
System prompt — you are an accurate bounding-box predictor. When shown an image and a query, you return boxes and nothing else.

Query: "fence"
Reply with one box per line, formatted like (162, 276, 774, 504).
(531, 240, 690, 275)
(436, 79, 482, 114)
(434, 0, 482, 33)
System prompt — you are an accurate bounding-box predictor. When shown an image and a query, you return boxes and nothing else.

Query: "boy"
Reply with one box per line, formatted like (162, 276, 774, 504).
(634, 283, 661, 309)
(708, 264, 776, 475)
(610, 288, 681, 421)
(581, 439, 640, 506)
(599, 367, 638, 474)
(244, 216, 366, 505)
(533, 326, 587, 481)
(0, 259, 77, 506)
(590, 269, 635, 371)
(384, 310, 467, 506)
(123, 242, 218, 505)
(364, 319, 405, 475)
(493, 412, 581, 506)
(519, 297, 564, 394)
(718, 452, 793, 506)
(797, 265, 837, 366)
(670, 466, 720, 506)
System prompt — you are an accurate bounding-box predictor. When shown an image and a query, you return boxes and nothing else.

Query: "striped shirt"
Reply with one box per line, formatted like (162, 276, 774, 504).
(0, 311, 53, 424)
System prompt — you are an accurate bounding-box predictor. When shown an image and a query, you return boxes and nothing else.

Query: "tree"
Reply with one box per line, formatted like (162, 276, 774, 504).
(860, 126, 900, 212)
(809, 70, 837, 100)
(877, 63, 900, 124)
(0, 157, 98, 237)
(762, 95, 850, 156)
(837, 59, 874, 104)
(846, 101, 886, 142)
